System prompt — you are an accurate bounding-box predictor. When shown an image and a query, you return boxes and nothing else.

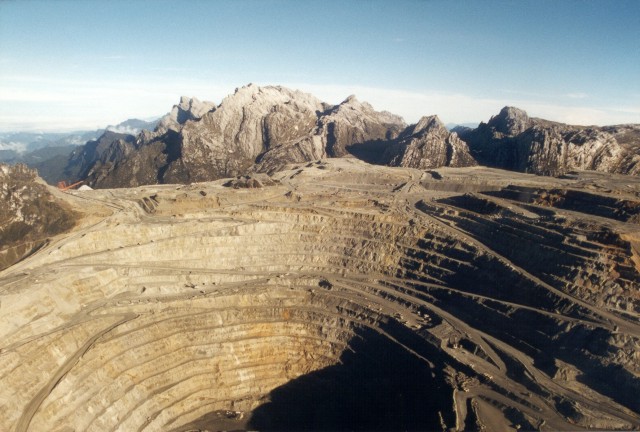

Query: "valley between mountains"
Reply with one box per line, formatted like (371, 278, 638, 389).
(1, 84, 639, 431)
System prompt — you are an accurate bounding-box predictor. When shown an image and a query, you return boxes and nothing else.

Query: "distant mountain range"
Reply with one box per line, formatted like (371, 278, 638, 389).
(0, 130, 98, 159)
(0, 118, 160, 184)
(7, 84, 640, 188)
(0, 118, 159, 155)
(445, 122, 478, 131)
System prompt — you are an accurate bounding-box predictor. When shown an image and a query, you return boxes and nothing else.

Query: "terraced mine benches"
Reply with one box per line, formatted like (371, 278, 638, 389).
(1, 159, 639, 431)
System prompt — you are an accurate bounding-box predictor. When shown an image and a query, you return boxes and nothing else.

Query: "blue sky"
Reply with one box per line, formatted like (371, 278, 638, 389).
(0, 0, 638, 131)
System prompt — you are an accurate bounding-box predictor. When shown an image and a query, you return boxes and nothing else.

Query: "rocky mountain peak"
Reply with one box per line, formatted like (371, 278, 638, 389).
(487, 106, 531, 136)
(376, 114, 476, 170)
(411, 115, 446, 135)
(336, 94, 378, 113)
(175, 96, 216, 123)
(173, 85, 326, 181)
(51, 85, 640, 191)
(343, 94, 358, 104)
(216, 85, 325, 116)
(310, 93, 405, 158)
(460, 105, 640, 176)
(155, 96, 216, 134)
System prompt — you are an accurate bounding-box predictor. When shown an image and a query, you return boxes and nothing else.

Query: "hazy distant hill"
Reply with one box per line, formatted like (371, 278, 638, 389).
(0, 118, 159, 159)
(445, 122, 478, 131)
(0, 130, 99, 157)
(105, 118, 161, 135)
(1, 118, 160, 184)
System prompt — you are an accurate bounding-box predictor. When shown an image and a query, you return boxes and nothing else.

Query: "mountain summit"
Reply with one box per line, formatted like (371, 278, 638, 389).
(486, 106, 532, 136)
(379, 115, 476, 169)
(62, 84, 417, 188)
(49, 86, 640, 189)
(460, 106, 640, 176)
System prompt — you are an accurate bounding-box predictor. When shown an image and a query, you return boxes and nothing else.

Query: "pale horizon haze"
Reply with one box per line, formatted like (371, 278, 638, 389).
(0, 0, 639, 132)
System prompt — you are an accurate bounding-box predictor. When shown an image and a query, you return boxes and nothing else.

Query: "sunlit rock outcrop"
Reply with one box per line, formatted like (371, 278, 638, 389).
(461, 106, 640, 176)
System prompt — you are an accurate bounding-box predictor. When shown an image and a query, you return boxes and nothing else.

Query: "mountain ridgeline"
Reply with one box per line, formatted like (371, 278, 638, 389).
(60, 85, 639, 188)
(460, 106, 640, 176)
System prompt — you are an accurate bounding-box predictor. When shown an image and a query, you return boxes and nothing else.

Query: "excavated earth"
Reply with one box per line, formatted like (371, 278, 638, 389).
(1, 159, 640, 431)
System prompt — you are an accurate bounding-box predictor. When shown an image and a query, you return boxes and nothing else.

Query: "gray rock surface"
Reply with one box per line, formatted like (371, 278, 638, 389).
(170, 84, 325, 182)
(55, 88, 640, 190)
(67, 85, 408, 188)
(154, 96, 216, 134)
(463, 106, 640, 176)
(255, 93, 405, 173)
(381, 115, 476, 169)
(318, 95, 405, 158)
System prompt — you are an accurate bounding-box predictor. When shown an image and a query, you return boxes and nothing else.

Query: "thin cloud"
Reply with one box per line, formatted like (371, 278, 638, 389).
(106, 125, 142, 135)
(0, 141, 28, 152)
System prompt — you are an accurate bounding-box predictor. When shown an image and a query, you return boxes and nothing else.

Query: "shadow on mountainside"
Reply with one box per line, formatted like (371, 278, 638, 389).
(345, 140, 394, 165)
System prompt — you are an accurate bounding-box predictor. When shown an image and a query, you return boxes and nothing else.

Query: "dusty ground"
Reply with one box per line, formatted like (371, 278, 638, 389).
(1, 158, 639, 431)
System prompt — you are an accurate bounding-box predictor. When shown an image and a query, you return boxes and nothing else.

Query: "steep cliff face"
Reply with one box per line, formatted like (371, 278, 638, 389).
(254, 93, 406, 173)
(63, 131, 137, 186)
(70, 85, 408, 187)
(154, 96, 216, 134)
(487, 106, 533, 136)
(57, 89, 640, 189)
(172, 87, 407, 180)
(380, 115, 476, 169)
(167, 85, 325, 182)
(463, 106, 638, 176)
(603, 125, 640, 175)
(319, 95, 405, 157)
(64, 96, 215, 188)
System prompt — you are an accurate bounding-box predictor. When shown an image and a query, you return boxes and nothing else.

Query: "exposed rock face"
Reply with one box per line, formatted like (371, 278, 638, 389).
(65, 85, 407, 188)
(1, 159, 639, 431)
(0, 164, 77, 270)
(487, 106, 533, 136)
(318, 95, 405, 157)
(463, 106, 639, 176)
(154, 96, 216, 134)
(603, 124, 640, 174)
(63, 131, 137, 184)
(380, 115, 476, 169)
(63, 96, 216, 188)
(254, 93, 406, 173)
(55, 89, 640, 190)
(170, 85, 325, 182)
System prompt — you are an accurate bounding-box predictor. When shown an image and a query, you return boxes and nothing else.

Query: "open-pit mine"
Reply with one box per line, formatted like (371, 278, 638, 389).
(1, 158, 640, 431)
